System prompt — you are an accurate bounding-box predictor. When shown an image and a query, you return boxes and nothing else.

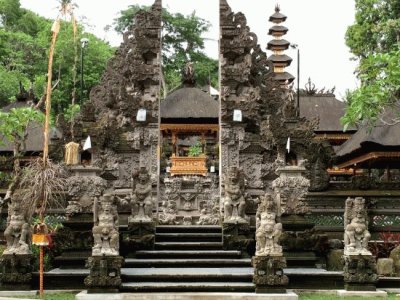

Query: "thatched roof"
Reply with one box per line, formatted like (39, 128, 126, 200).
(0, 122, 45, 152)
(161, 87, 218, 119)
(299, 94, 351, 132)
(336, 121, 400, 157)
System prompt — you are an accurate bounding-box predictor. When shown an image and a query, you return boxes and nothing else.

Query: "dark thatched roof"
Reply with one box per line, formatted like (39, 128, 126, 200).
(0, 123, 45, 152)
(161, 87, 218, 119)
(336, 121, 400, 157)
(0, 98, 58, 152)
(299, 94, 350, 132)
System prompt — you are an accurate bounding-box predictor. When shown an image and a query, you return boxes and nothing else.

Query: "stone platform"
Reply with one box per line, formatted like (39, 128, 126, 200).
(76, 291, 298, 300)
(337, 290, 387, 298)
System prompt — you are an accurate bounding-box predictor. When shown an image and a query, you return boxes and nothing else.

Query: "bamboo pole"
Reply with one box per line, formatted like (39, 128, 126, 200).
(39, 19, 60, 299)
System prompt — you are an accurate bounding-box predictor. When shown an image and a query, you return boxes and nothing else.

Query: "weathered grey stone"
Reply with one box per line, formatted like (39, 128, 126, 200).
(327, 249, 344, 271)
(92, 194, 119, 256)
(255, 194, 282, 256)
(337, 290, 387, 298)
(344, 197, 371, 256)
(390, 245, 400, 276)
(377, 258, 394, 276)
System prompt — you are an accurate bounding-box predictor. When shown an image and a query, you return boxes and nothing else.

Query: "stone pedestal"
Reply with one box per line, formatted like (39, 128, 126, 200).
(252, 255, 288, 293)
(125, 221, 155, 251)
(84, 256, 124, 292)
(0, 254, 32, 290)
(343, 255, 378, 291)
(222, 222, 254, 256)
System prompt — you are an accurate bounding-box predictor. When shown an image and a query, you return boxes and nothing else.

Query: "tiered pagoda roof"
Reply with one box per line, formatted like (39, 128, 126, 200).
(267, 5, 294, 83)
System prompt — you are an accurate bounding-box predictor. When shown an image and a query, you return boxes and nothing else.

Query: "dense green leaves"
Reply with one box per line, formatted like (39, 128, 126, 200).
(343, 0, 400, 127)
(0, 0, 114, 113)
(113, 5, 218, 94)
(0, 107, 44, 146)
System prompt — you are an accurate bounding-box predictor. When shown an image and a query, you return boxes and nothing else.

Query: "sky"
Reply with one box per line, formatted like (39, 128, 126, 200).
(20, 0, 358, 99)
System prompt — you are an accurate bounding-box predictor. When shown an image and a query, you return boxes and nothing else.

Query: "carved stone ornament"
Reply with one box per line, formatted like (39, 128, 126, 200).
(3, 197, 32, 255)
(0, 254, 32, 288)
(343, 255, 378, 290)
(223, 167, 247, 224)
(252, 255, 289, 293)
(129, 167, 153, 223)
(84, 256, 124, 290)
(272, 165, 310, 215)
(255, 194, 282, 256)
(158, 199, 178, 225)
(65, 166, 107, 217)
(92, 194, 119, 256)
(344, 197, 372, 256)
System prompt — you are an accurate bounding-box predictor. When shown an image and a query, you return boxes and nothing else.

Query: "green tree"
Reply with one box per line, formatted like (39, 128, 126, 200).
(113, 5, 218, 96)
(343, 0, 400, 128)
(0, 0, 114, 113)
(0, 107, 45, 202)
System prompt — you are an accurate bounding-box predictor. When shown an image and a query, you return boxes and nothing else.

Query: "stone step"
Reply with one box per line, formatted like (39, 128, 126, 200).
(154, 242, 223, 250)
(124, 258, 252, 268)
(156, 225, 222, 234)
(156, 232, 222, 242)
(120, 281, 255, 293)
(135, 250, 242, 259)
(121, 267, 253, 282)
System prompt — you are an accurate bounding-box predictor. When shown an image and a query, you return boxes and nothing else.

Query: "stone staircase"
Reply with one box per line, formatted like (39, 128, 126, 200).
(120, 225, 254, 292)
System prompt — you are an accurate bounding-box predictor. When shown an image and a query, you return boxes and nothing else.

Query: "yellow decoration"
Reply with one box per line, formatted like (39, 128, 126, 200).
(65, 142, 80, 165)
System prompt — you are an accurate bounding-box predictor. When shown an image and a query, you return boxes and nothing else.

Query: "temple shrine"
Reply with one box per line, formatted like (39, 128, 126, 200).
(0, 0, 399, 295)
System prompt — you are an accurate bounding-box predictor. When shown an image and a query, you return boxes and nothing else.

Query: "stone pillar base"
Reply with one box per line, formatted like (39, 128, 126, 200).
(252, 255, 288, 293)
(84, 256, 124, 292)
(125, 221, 155, 251)
(222, 222, 253, 256)
(343, 254, 378, 291)
(0, 254, 32, 290)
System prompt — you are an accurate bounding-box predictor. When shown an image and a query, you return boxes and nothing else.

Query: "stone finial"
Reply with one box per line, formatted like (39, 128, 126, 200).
(182, 61, 196, 87)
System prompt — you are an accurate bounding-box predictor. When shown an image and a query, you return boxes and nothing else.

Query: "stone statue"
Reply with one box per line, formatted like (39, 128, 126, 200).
(255, 194, 282, 256)
(223, 167, 247, 223)
(129, 167, 153, 223)
(92, 194, 119, 256)
(3, 198, 31, 255)
(344, 197, 371, 255)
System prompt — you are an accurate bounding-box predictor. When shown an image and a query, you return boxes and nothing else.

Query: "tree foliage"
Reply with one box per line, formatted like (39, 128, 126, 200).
(343, 0, 400, 127)
(0, 0, 114, 113)
(113, 5, 218, 94)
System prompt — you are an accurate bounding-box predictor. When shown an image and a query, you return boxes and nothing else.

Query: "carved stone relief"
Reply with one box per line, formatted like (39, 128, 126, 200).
(272, 166, 310, 215)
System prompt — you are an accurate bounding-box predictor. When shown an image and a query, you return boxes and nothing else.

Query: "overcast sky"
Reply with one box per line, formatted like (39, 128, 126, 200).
(20, 0, 358, 99)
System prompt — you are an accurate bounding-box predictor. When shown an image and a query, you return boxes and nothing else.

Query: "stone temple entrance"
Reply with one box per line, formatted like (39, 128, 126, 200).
(158, 65, 220, 226)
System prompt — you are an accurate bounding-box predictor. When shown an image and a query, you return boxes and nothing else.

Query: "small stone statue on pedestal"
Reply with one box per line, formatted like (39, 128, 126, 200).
(129, 167, 153, 223)
(1, 197, 33, 289)
(252, 193, 288, 293)
(126, 167, 155, 251)
(3, 198, 31, 255)
(255, 194, 282, 256)
(344, 197, 371, 256)
(92, 194, 119, 256)
(343, 197, 377, 291)
(223, 167, 247, 223)
(86, 193, 123, 292)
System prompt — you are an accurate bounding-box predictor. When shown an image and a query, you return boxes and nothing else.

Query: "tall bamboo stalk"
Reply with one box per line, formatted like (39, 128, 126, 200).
(39, 19, 60, 299)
